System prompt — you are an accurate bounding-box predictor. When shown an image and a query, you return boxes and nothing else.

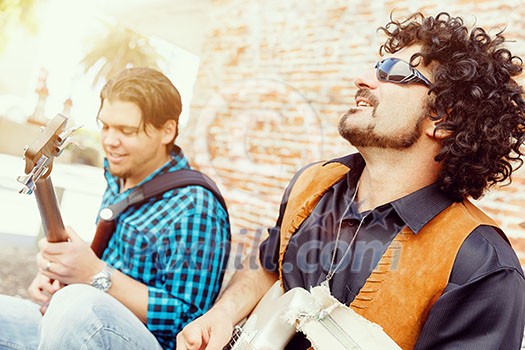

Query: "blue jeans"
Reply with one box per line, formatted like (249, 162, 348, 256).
(0, 284, 163, 350)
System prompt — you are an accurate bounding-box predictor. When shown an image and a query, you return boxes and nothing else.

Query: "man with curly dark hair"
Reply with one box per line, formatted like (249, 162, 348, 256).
(177, 12, 525, 350)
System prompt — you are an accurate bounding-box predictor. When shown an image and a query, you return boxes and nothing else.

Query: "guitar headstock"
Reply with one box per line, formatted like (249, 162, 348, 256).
(17, 114, 80, 194)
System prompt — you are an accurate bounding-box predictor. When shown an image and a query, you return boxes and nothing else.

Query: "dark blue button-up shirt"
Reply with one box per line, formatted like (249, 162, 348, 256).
(260, 153, 525, 349)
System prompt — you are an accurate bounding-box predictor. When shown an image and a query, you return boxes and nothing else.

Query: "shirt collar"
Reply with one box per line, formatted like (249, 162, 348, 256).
(390, 183, 453, 234)
(325, 152, 453, 234)
(103, 145, 191, 194)
(323, 152, 365, 170)
(324, 152, 365, 193)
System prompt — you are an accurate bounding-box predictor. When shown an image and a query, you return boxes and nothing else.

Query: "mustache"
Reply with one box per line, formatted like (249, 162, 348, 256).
(355, 89, 379, 107)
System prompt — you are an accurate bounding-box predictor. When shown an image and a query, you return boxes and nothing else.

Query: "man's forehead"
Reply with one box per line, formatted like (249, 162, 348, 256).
(98, 99, 144, 128)
(97, 116, 141, 129)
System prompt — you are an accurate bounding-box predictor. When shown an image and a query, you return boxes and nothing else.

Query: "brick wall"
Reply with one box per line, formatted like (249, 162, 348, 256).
(178, 0, 525, 265)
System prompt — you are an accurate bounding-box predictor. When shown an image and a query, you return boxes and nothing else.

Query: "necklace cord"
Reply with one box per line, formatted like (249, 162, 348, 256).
(325, 180, 370, 282)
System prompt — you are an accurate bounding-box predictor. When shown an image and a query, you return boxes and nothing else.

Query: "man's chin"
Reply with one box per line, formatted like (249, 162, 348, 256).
(339, 110, 356, 125)
(107, 164, 127, 178)
(338, 124, 377, 148)
(338, 116, 364, 143)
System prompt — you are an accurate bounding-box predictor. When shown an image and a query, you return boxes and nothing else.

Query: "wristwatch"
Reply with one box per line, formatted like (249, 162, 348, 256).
(91, 263, 114, 292)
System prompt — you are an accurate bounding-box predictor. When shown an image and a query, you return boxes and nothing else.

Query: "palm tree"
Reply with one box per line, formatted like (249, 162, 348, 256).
(0, 0, 39, 53)
(80, 22, 165, 87)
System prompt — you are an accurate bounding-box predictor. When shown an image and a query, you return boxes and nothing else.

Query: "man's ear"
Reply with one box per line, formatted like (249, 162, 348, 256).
(433, 126, 453, 140)
(161, 120, 177, 145)
(424, 117, 452, 140)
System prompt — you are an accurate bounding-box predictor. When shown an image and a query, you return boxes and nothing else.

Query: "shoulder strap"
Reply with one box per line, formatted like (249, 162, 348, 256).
(99, 169, 228, 221)
(91, 169, 227, 258)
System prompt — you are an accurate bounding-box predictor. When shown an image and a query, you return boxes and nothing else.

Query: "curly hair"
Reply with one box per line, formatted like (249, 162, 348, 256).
(378, 12, 525, 201)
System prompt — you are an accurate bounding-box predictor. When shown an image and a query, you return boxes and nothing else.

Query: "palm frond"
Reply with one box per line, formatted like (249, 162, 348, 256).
(80, 23, 166, 87)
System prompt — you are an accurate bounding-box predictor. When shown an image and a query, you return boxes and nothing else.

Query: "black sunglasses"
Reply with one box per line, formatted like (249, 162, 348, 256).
(375, 58, 431, 87)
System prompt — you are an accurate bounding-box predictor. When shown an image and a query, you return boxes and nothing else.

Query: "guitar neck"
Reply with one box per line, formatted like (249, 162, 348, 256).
(34, 177, 68, 242)
(223, 326, 251, 350)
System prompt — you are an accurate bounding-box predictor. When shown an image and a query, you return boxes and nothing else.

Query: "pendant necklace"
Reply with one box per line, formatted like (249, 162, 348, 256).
(321, 180, 370, 292)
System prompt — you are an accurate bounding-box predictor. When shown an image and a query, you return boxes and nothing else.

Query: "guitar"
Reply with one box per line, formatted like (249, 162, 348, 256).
(223, 281, 402, 350)
(17, 113, 80, 242)
(223, 281, 314, 350)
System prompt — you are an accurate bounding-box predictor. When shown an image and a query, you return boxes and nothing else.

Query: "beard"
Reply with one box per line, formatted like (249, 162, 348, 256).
(338, 106, 426, 150)
(106, 160, 132, 181)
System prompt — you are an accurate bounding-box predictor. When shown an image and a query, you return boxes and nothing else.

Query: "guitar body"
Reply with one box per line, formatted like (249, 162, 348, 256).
(224, 282, 402, 350)
(224, 281, 314, 350)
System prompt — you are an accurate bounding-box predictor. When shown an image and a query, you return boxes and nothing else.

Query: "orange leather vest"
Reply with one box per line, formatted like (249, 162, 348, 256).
(278, 161, 499, 349)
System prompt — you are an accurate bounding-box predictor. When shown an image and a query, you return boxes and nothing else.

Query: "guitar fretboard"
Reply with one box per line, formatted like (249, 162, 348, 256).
(223, 326, 243, 350)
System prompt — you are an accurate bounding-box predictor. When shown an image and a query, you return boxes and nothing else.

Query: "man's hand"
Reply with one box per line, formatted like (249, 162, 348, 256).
(27, 272, 62, 305)
(36, 226, 105, 285)
(176, 307, 234, 350)
(27, 272, 63, 314)
(177, 263, 278, 350)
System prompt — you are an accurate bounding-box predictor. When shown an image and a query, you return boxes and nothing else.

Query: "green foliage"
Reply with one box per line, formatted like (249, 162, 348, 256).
(80, 23, 165, 87)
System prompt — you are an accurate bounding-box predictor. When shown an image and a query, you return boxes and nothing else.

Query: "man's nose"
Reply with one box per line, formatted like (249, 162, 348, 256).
(354, 69, 379, 90)
(101, 129, 121, 147)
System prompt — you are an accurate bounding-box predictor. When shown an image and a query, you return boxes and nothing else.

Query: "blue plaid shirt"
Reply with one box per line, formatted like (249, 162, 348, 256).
(99, 148, 230, 350)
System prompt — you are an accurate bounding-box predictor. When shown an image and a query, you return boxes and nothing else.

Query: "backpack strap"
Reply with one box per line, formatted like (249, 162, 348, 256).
(98, 169, 228, 221)
(91, 169, 228, 258)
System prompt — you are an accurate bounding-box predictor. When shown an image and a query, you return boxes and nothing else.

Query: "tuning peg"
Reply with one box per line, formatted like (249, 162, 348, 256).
(19, 187, 33, 195)
(17, 174, 29, 183)
(57, 124, 83, 143)
(17, 155, 49, 195)
(55, 141, 68, 156)
(17, 175, 34, 195)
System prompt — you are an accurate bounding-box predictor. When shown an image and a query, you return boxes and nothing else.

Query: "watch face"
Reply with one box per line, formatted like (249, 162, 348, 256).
(92, 276, 111, 291)
(91, 265, 114, 292)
